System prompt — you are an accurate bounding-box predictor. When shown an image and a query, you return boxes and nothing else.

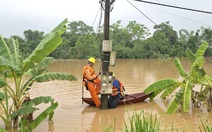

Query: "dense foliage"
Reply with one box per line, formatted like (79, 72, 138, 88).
(2, 20, 212, 59)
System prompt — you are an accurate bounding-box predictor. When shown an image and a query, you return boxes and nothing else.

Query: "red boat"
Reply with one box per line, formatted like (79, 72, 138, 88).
(82, 92, 153, 106)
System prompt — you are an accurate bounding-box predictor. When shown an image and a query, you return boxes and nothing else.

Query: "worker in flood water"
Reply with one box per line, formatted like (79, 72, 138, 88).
(108, 74, 125, 108)
(82, 57, 101, 107)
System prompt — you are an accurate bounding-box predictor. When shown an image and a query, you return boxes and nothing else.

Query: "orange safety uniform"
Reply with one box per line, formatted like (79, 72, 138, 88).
(112, 79, 124, 97)
(83, 65, 101, 107)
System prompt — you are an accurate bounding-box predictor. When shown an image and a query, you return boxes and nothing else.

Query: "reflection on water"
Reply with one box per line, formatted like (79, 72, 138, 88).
(1, 58, 212, 131)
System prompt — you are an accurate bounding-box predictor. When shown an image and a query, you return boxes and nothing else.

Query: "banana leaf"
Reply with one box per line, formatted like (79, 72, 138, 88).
(0, 127, 7, 132)
(0, 37, 22, 77)
(0, 92, 4, 101)
(0, 78, 7, 88)
(10, 38, 21, 67)
(27, 102, 58, 131)
(189, 57, 206, 81)
(24, 57, 54, 77)
(37, 57, 55, 68)
(0, 56, 18, 72)
(48, 111, 54, 121)
(21, 68, 46, 92)
(35, 72, 77, 82)
(192, 56, 205, 68)
(186, 49, 196, 63)
(23, 19, 68, 71)
(183, 81, 192, 112)
(0, 36, 13, 61)
(174, 57, 187, 77)
(144, 79, 180, 100)
(204, 76, 212, 85)
(22, 96, 54, 107)
(25, 68, 47, 80)
(160, 82, 181, 99)
(197, 77, 212, 87)
(166, 96, 180, 114)
(196, 41, 208, 57)
(11, 106, 38, 119)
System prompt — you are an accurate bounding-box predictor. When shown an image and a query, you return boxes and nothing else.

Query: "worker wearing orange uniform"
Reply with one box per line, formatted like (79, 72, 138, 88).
(82, 57, 101, 107)
(108, 74, 125, 108)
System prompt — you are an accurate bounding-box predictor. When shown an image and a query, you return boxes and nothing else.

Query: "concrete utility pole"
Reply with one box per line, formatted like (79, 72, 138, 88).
(100, 0, 114, 109)
(104, 0, 110, 41)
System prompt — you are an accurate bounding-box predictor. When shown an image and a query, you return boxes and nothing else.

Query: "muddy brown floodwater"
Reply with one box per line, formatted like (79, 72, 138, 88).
(2, 58, 212, 132)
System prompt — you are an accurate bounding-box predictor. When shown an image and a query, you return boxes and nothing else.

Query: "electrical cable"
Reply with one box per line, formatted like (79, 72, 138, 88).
(110, 0, 115, 11)
(100, 0, 105, 11)
(148, 5, 212, 27)
(128, 0, 211, 28)
(127, 0, 157, 25)
(91, 0, 104, 33)
(134, 0, 212, 14)
(92, 7, 101, 28)
(97, 7, 103, 33)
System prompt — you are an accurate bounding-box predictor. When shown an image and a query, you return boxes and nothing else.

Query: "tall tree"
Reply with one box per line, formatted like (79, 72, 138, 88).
(151, 22, 178, 57)
(23, 30, 44, 56)
(52, 21, 95, 59)
(153, 22, 178, 46)
(74, 34, 100, 59)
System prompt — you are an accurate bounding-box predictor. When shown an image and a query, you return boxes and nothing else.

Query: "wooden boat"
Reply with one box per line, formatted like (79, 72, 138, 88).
(82, 92, 153, 106)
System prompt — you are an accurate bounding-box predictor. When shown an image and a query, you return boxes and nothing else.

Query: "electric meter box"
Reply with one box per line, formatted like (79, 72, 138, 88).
(102, 40, 112, 52)
(100, 72, 113, 94)
(110, 51, 116, 66)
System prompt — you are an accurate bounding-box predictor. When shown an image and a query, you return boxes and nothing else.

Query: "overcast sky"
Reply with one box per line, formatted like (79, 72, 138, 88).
(0, 0, 212, 38)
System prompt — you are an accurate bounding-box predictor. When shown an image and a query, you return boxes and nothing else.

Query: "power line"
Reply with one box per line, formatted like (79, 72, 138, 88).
(97, 7, 103, 33)
(149, 6, 212, 27)
(92, 7, 101, 28)
(92, 1, 104, 33)
(127, 0, 157, 25)
(128, 0, 211, 28)
(134, 0, 212, 14)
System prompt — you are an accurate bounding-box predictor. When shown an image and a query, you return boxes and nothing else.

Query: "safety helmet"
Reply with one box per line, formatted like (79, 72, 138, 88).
(88, 57, 96, 64)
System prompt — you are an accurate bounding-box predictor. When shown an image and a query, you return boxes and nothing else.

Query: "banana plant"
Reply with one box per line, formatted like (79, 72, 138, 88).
(0, 18, 77, 130)
(145, 41, 212, 114)
(0, 127, 7, 132)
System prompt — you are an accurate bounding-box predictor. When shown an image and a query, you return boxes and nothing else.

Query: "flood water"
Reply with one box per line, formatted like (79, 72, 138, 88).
(3, 58, 212, 131)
